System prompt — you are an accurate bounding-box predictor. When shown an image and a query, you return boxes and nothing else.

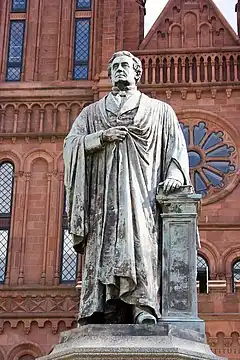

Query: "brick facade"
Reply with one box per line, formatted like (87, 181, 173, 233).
(0, 0, 240, 358)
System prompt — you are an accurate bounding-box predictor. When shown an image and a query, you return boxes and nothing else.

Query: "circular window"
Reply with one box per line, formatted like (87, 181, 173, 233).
(179, 117, 238, 204)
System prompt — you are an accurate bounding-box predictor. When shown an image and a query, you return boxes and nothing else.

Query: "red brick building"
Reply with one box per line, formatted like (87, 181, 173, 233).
(0, 0, 240, 358)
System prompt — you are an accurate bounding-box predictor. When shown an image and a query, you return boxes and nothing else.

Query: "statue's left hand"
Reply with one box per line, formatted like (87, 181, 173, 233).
(161, 178, 182, 194)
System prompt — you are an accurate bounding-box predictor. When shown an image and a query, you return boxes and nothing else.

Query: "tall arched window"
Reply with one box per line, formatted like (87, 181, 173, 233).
(60, 191, 78, 283)
(0, 162, 14, 283)
(197, 254, 209, 293)
(232, 260, 240, 293)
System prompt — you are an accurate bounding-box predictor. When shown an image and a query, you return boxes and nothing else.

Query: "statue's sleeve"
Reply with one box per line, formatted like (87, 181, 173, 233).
(162, 103, 191, 185)
(63, 107, 103, 253)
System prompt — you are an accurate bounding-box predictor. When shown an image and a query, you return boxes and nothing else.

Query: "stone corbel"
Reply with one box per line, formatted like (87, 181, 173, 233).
(181, 88, 187, 100)
(211, 87, 217, 99)
(196, 89, 202, 99)
(226, 87, 232, 98)
(166, 89, 172, 100)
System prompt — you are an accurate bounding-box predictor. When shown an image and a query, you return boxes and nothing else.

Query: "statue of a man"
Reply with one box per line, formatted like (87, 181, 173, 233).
(63, 51, 190, 325)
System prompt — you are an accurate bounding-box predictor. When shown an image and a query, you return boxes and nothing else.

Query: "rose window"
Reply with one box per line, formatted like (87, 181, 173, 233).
(180, 121, 237, 200)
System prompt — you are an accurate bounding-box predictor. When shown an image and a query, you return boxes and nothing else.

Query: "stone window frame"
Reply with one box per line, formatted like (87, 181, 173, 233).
(59, 190, 78, 284)
(5, 20, 26, 81)
(0, 162, 14, 284)
(197, 254, 210, 294)
(232, 259, 240, 293)
(72, 17, 91, 80)
(76, 0, 92, 11)
(11, 0, 27, 13)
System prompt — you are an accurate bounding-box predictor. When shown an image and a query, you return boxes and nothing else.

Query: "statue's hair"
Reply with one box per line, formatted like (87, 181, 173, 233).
(107, 51, 143, 83)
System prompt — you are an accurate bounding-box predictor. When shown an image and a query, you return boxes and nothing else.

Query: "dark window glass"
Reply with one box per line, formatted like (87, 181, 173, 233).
(76, 0, 91, 10)
(12, 0, 27, 12)
(6, 20, 25, 81)
(232, 260, 240, 292)
(73, 18, 90, 80)
(0, 162, 14, 283)
(60, 192, 78, 283)
(197, 255, 209, 294)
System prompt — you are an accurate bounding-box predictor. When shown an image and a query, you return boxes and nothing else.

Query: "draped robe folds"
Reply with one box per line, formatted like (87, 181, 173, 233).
(63, 93, 190, 320)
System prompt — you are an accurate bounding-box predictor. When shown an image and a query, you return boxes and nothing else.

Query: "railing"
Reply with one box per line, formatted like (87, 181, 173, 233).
(134, 50, 240, 85)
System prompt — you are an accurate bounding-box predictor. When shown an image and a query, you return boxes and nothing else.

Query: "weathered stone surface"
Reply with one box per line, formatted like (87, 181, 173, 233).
(38, 324, 225, 360)
(157, 186, 204, 335)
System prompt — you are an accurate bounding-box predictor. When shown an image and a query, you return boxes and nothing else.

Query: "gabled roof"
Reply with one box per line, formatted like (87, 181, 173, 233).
(140, 0, 240, 50)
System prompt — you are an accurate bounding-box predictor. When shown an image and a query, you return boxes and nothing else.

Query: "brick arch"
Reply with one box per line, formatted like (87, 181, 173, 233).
(2, 103, 17, 111)
(177, 108, 240, 205)
(169, 23, 182, 49)
(198, 239, 220, 279)
(169, 22, 182, 32)
(29, 102, 43, 110)
(23, 149, 55, 173)
(69, 101, 82, 108)
(43, 102, 56, 109)
(0, 150, 22, 172)
(222, 246, 240, 276)
(6, 342, 43, 360)
(198, 21, 212, 31)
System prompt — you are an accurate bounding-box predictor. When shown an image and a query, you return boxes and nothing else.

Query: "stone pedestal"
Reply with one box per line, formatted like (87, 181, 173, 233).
(38, 324, 225, 360)
(38, 186, 226, 359)
(156, 186, 205, 336)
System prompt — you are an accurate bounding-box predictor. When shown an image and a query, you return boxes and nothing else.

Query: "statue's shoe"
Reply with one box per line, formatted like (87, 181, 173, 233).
(134, 310, 157, 325)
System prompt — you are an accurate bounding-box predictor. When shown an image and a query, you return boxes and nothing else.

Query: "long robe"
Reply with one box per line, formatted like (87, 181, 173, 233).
(63, 93, 190, 319)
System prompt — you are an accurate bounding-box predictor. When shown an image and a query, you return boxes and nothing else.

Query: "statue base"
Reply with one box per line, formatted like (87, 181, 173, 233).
(38, 324, 226, 360)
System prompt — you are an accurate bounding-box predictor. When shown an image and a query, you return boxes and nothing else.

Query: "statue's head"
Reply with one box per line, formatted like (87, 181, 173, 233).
(108, 51, 142, 88)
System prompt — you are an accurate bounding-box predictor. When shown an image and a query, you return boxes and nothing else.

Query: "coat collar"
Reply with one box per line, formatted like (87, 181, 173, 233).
(98, 92, 150, 129)
(105, 91, 141, 116)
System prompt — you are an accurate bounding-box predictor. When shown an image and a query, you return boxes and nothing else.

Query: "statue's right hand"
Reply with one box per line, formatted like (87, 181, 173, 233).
(102, 126, 128, 143)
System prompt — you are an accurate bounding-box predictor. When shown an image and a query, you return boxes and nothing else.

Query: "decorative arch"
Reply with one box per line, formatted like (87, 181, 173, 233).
(43, 102, 56, 109)
(0, 150, 22, 172)
(222, 246, 240, 276)
(183, 11, 198, 48)
(198, 21, 212, 31)
(177, 109, 240, 205)
(23, 149, 55, 173)
(198, 239, 220, 278)
(199, 22, 212, 47)
(169, 23, 182, 48)
(29, 102, 43, 110)
(7, 342, 43, 360)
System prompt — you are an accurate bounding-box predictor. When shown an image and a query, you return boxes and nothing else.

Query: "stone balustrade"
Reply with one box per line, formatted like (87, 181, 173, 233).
(135, 50, 240, 85)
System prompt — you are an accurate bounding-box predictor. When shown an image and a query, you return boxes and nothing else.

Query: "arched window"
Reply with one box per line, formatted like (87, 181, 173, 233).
(232, 260, 240, 293)
(197, 254, 209, 293)
(60, 191, 78, 283)
(0, 162, 14, 283)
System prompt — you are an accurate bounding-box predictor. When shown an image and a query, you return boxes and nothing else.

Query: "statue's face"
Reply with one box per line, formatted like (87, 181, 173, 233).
(110, 55, 136, 87)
